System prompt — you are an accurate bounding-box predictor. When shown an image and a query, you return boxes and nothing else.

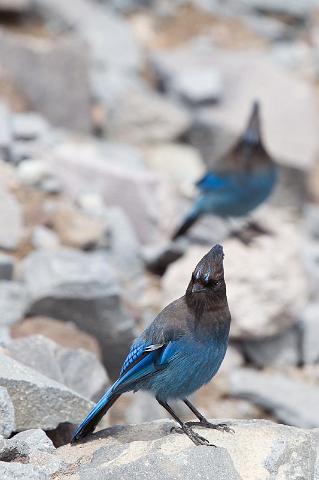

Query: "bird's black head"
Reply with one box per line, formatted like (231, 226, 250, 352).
(186, 244, 227, 311)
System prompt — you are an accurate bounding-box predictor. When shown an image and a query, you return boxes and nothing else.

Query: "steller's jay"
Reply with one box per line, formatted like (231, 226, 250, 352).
(72, 244, 232, 447)
(172, 101, 277, 240)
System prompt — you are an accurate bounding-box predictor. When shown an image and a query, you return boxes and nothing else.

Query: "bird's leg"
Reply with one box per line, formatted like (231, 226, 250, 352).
(183, 399, 234, 434)
(156, 398, 215, 447)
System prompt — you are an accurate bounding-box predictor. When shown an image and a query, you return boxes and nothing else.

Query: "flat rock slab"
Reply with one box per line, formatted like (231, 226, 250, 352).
(0, 353, 93, 431)
(230, 368, 319, 428)
(55, 419, 317, 479)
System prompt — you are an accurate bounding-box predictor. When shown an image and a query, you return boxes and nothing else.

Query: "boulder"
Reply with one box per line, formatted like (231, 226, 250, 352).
(0, 352, 93, 431)
(0, 387, 15, 438)
(6, 335, 108, 399)
(21, 248, 135, 376)
(106, 87, 191, 144)
(54, 419, 317, 479)
(0, 29, 91, 132)
(230, 368, 319, 428)
(11, 316, 101, 358)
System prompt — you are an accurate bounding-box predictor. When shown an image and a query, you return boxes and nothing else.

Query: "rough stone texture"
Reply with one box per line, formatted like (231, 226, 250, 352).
(0, 282, 29, 327)
(44, 140, 163, 243)
(0, 186, 24, 250)
(21, 248, 135, 376)
(162, 207, 306, 338)
(187, 46, 319, 169)
(6, 335, 108, 399)
(230, 368, 319, 428)
(0, 462, 49, 480)
(0, 387, 15, 438)
(55, 420, 317, 479)
(0, 352, 93, 431)
(300, 303, 319, 364)
(11, 316, 101, 358)
(0, 29, 91, 132)
(0, 429, 55, 460)
(241, 325, 301, 367)
(106, 87, 191, 144)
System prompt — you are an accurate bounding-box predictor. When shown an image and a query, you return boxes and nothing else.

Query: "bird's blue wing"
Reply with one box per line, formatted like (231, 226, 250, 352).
(196, 172, 230, 192)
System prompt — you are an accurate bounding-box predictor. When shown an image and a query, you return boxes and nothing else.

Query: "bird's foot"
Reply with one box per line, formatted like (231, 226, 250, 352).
(185, 420, 235, 434)
(170, 425, 216, 447)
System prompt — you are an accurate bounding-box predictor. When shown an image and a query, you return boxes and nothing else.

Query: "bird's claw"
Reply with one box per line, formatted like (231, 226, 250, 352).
(185, 420, 235, 434)
(170, 425, 216, 447)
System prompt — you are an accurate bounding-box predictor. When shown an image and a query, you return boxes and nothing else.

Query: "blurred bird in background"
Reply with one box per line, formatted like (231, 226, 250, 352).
(172, 101, 277, 240)
(72, 244, 232, 447)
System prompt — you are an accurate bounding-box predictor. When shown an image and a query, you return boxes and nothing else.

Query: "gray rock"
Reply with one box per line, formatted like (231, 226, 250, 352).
(0, 282, 29, 327)
(102, 207, 143, 281)
(0, 352, 93, 431)
(31, 226, 60, 250)
(0, 429, 55, 461)
(44, 140, 165, 243)
(187, 48, 319, 170)
(0, 462, 49, 480)
(0, 187, 24, 251)
(241, 325, 301, 368)
(300, 303, 319, 364)
(107, 87, 191, 144)
(151, 40, 223, 106)
(6, 334, 108, 399)
(0, 103, 13, 163)
(0, 387, 15, 438)
(21, 248, 135, 376)
(230, 368, 319, 428)
(55, 419, 317, 479)
(0, 254, 15, 281)
(0, 29, 91, 132)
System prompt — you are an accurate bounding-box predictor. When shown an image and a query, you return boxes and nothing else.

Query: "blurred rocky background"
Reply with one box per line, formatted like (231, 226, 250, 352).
(0, 0, 319, 478)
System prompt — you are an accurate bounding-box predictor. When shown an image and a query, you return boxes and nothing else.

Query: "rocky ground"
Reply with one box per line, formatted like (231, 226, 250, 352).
(0, 0, 319, 478)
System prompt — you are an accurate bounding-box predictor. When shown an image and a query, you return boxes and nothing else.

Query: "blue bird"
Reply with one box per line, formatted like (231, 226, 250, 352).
(72, 244, 232, 447)
(172, 101, 277, 239)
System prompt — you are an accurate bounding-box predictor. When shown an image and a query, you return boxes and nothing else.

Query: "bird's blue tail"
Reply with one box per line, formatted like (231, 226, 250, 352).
(71, 387, 120, 443)
(172, 207, 201, 240)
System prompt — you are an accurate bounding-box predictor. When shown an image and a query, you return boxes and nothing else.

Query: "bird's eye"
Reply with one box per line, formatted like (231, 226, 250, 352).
(206, 279, 220, 288)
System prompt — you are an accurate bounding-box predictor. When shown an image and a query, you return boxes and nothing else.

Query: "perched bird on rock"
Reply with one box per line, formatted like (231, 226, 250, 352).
(172, 101, 277, 240)
(72, 244, 232, 447)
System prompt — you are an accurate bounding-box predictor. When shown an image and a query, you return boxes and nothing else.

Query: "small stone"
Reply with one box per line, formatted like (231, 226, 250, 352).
(0, 282, 29, 327)
(0, 387, 15, 438)
(17, 160, 49, 187)
(0, 429, 55, 461)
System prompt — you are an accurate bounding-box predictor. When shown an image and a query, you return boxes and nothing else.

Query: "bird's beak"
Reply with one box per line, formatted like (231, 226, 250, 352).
(191, 283, 206, 293)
